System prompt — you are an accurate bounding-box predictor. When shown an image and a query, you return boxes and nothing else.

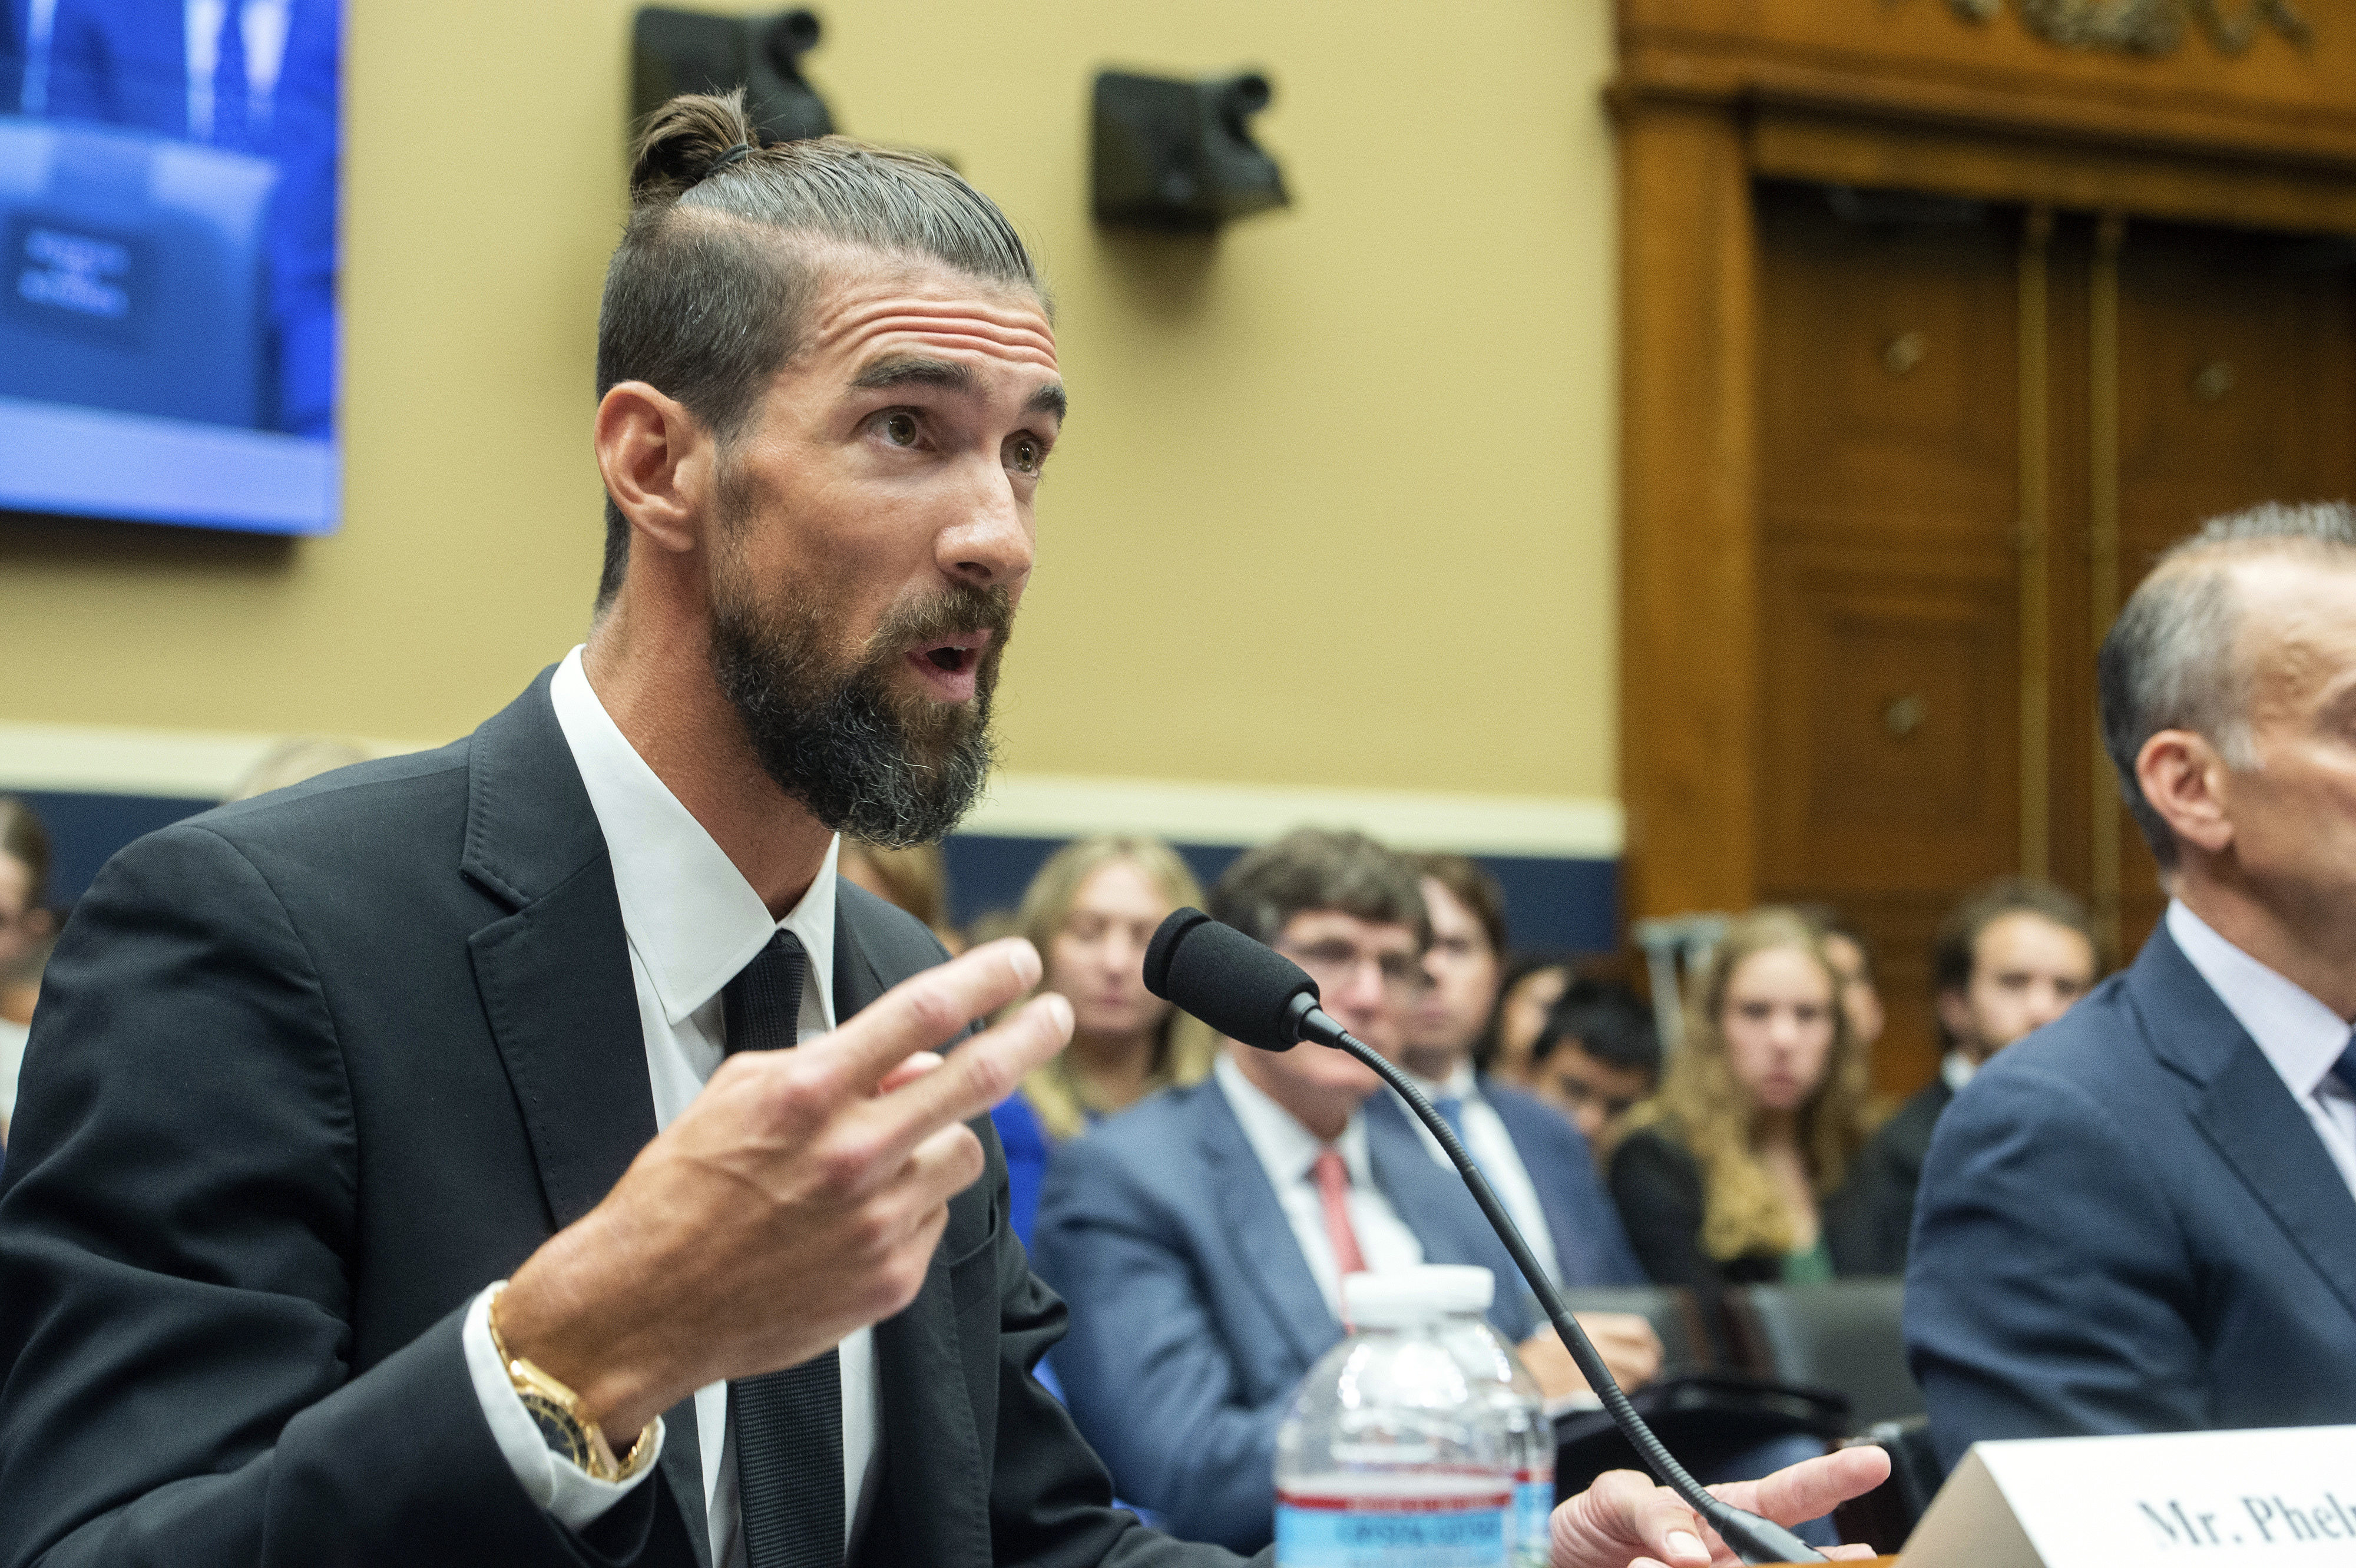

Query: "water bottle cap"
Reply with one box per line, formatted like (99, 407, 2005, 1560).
(1342, 1265, 1495, 1326)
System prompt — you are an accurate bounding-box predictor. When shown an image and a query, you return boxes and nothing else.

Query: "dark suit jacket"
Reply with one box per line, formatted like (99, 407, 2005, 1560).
(1905, 925, 2356, 1471)
(0, 671, 1249, 1568)
(1362, 1077, 1645, 1294)
(1031, 1076, 1579, 1554)
(1823, 1076, 1953, 1278)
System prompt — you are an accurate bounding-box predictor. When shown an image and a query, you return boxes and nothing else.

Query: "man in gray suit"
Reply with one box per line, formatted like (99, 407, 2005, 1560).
(1908, 501, 2356, 1468)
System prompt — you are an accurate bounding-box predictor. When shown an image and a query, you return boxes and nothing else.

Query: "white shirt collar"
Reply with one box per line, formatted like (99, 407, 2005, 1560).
(1941, 1050, 1977, 1095)
(2166, 899, 2349, 1100)
(1213, 1051, 1374, 1190)
(548, 646, 838, 1030)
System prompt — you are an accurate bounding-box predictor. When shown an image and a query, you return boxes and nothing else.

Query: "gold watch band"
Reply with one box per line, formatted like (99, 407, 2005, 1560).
(486, 1282, 657, 1484)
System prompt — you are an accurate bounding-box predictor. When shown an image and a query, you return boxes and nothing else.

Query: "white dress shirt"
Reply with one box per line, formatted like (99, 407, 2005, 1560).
(1940, 1050, 1977, 1096)
(0, 1015, 28, 1126)
(2166, 899, 2356, 1200)
(1211, 1054, 1424, 1319)
(459, 646, 879, 1565)
(1394, 1060, 1564, 1283)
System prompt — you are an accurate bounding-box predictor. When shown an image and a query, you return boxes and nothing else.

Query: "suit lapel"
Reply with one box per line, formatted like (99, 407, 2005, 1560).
(1198, 1083, 1339, 1368)
(2135, 929, 2356, 1330)
(458, 671, 703, 1552)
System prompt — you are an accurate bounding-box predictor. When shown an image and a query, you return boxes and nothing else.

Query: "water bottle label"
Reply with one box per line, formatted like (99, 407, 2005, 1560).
(1275, 1487, 1513, 1567)
(1514, 1473, 1554, 1567)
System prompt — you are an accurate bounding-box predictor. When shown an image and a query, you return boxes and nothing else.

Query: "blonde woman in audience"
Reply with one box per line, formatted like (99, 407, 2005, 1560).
(991, 836, 1213, 1243)
(1608, 907, 1875, 1326)
(0, 798, 57, 1149)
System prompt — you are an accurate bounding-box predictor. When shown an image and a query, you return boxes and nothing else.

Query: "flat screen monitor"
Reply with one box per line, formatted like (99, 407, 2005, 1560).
(1, 0, 341, 536)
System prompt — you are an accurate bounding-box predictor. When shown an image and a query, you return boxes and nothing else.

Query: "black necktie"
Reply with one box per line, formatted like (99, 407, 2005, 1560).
(2331, 1028, 2356, 1100)
(722, 931, 843, 1568)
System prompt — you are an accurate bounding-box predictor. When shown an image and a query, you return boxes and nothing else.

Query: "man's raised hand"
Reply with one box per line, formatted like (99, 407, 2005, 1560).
(497, 938, 1071, 1438)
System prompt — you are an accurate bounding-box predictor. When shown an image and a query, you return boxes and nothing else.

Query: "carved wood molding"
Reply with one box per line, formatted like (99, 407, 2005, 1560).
(1953, 0, 2313, 59)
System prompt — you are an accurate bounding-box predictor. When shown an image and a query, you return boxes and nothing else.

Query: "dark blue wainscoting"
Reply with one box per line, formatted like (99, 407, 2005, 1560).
(14, 791, 1620, 957)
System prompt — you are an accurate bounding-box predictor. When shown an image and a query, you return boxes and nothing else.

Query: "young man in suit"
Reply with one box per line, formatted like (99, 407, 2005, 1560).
(1829, 879, 2095, 1277)
(1033, 831, 1664, 1554)
(1386, 854, 1651, 1291)
(0, 95, 1879, 1568)
(1908, 500, 2356, 1470)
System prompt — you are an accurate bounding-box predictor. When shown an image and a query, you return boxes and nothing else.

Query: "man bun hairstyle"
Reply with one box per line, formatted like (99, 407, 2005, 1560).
(2098, 499, 2356, 869)
(595, 92, 1045, 609)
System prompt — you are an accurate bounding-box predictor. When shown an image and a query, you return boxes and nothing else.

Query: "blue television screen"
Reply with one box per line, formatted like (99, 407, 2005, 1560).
(1, 0, 340, 535)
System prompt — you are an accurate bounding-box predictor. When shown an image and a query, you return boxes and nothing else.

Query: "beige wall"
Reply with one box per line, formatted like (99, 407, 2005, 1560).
(0, 0, 1619, 802)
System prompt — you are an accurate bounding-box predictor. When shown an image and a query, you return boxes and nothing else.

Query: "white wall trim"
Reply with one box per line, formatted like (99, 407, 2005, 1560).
(0, 723, 1624, 859)
(0, 722, 424, 799)
(967, 773, 1622, 858)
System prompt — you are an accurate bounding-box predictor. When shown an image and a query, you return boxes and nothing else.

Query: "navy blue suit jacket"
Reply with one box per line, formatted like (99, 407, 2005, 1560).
(1905, 924, 2356, 1471)
(1362, 1076, 1645, 1294)
(1032, 1074, 1636, 1553)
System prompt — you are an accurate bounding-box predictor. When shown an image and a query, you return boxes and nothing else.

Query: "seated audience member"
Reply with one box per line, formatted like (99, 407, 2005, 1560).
(1484, 950, 1576, 1080)
(0, 798, 57, 1146)
(1388, 854, 1650, 1289)
(990, 835, 1215, 1244)
(1791, 902, 1885, 1077)
(1526, 978, 1662, 1165)
(1910, 503, 2356, 1468)
(1034, 829, 1662, 1553)
(1832, 879, 2096, 1276)
(1610, 908, 1876, 1309)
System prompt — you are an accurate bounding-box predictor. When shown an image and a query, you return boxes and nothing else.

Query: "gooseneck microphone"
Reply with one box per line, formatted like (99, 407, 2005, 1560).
(1143, 909, 1825, 1567)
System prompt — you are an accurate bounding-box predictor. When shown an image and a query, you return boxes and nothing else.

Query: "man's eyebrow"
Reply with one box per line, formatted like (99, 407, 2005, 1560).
(849, 355, 973, 394)
(1027, 382, 1069, 424)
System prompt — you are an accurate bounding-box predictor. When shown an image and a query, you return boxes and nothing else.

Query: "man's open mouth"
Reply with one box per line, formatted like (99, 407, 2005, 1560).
(915, 630, 991, 674)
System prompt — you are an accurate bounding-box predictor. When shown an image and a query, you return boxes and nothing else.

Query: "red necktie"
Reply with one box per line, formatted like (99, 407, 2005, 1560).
(1312, 1147, 1368, 1278)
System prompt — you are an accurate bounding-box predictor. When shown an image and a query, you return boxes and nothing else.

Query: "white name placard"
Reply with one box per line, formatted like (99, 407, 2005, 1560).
(1901, 1426, 2356, 1567)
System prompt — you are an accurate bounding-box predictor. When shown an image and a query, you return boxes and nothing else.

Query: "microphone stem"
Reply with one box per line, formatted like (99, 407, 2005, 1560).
(1327, 1031, 1825, 1566)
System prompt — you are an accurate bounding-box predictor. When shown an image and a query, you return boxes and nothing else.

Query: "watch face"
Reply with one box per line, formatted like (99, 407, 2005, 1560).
(520, 1390, 594, 1470)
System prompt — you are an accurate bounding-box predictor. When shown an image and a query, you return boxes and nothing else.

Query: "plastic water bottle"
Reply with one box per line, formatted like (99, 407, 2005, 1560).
(1436, 1304, 1554, 1567)
(1274, 1266, 1518, 1567)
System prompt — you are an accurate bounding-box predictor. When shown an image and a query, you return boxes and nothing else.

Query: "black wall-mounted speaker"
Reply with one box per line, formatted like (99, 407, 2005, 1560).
(632, 8, 832, 145)
(1091, 69, 1288, 233)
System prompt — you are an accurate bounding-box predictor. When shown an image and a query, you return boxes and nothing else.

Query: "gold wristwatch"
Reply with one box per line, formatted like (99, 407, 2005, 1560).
(486, 1282, 657, 1484)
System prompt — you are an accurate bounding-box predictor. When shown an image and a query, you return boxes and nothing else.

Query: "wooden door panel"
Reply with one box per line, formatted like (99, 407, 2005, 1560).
(2118, 227, 2356, 544)
(1759, 186, 2019, 545)
(1761, 547, 2020, 890)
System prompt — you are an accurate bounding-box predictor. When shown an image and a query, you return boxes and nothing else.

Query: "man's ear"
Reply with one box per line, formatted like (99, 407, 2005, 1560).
(594, 382, 715, 557)
(2136, 728, 2236, 859)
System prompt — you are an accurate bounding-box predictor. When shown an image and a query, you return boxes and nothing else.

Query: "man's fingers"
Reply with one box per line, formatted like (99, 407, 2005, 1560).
(810, 938, 1044, 1092)
(1553, 1471, 1712, 1568)
(866, 992, 1072, 1157)
(875, 1051, 946, 1096)
(1712, 1444, 1890, 1530)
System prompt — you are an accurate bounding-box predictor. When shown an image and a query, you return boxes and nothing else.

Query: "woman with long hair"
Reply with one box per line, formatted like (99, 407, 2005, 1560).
(990, 835, 1214, 1243)
(1608, 907, 1875, 1301)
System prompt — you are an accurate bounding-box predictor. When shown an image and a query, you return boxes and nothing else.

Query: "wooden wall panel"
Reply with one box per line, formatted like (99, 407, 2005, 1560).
(1619, 101, 1762, 921)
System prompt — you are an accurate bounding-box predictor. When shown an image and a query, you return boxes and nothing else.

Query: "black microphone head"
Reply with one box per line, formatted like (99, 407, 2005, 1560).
(1143, 908, 1320, 1052)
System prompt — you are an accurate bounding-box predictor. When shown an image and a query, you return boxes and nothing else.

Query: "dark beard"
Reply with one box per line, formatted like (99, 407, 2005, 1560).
(710, 573, 1011, 849)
